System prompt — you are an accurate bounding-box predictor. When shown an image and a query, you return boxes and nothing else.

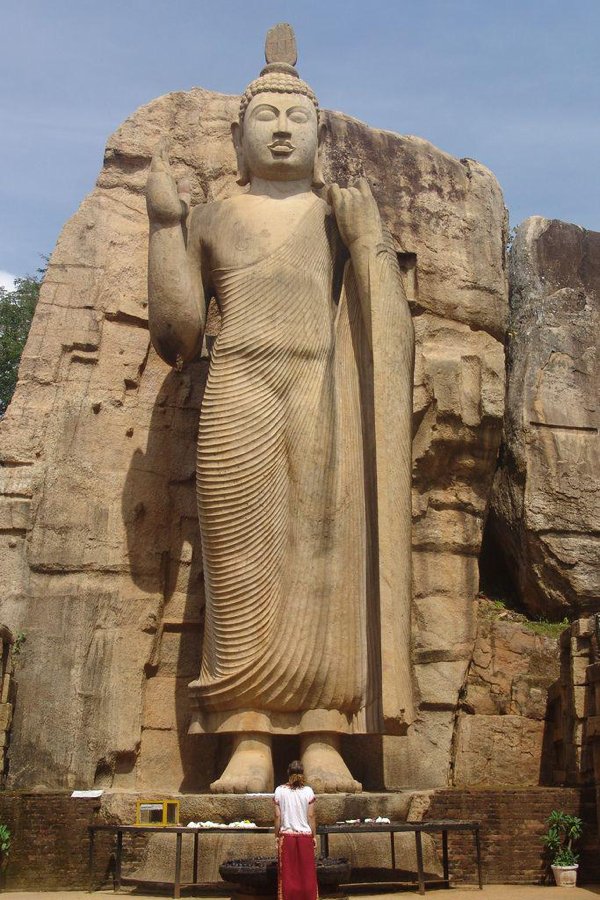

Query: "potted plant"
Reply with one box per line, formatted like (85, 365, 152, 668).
(543, 810, 583, 887)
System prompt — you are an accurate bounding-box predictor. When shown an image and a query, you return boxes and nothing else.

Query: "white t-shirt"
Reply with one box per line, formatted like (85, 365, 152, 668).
(274, 784, 315, 834)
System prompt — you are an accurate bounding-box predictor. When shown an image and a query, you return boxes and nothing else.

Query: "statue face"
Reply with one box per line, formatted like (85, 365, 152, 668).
(239, 91, 319, 182)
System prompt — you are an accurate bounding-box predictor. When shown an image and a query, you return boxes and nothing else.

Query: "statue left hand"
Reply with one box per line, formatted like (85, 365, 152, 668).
(329, 178, 384, 251)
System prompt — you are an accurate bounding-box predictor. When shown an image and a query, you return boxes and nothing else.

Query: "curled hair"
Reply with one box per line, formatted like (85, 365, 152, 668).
(239, 72, 318, 123)
(287, 759, 306, 789)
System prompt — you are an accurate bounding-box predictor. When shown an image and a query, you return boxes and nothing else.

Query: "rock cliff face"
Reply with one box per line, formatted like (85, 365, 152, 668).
(0, 88, 507, 790)
(486, 217, 599, 618)
(454, 599, 560, 786)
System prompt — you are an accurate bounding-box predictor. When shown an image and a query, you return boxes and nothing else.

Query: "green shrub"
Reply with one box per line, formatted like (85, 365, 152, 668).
(0, 823, 10, 857)
(525, 617, 570, 638)
(0, 269, 44, 416)
(543, 810, 583, 867)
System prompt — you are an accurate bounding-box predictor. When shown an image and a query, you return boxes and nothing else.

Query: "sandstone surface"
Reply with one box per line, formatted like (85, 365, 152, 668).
(453, 714, 546, 786)
(486, 216, 599, 618)
(453, 598, 560, 787)
(0, 87, 507, 790)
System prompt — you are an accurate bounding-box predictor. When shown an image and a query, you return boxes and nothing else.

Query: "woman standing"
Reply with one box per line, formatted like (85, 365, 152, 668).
(274, 761, 318, 900)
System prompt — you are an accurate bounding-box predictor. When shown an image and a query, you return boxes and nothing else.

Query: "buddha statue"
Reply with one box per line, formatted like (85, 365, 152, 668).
(146, 24, 414, 793)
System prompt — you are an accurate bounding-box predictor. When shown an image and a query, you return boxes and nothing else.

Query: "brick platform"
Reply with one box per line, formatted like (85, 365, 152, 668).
(0, 793, 112, 889)
(0, 787, 597, 890)
(425, 788, 600, 885)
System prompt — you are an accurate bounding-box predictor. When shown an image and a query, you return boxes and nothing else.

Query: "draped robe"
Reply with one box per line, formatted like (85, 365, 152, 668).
(188, 196, 414, 735)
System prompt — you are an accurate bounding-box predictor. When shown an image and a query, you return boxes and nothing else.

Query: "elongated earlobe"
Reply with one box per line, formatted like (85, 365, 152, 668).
(312, 122, 327, 189)
(231, 121, 250, 187)
(312, 154, 325, 189)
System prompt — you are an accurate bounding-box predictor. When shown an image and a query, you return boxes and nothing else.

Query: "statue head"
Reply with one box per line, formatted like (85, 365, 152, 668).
(232, 24, 325, 187)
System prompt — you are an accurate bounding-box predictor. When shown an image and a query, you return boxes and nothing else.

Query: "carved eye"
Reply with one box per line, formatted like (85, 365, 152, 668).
(288, 108, 309, 124)
(254, 107, 278, 122)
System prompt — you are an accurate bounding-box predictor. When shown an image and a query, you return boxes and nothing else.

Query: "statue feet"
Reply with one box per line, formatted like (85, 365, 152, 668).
(211, 733, 274, 793)
(301, 733, 362, 793)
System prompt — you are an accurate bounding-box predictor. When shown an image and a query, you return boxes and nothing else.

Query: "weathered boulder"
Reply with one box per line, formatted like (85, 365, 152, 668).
(462, 601, 560, 721)
(452, 599, 560, 787)
(486, 216, 599, 618)
(454, 714, 546, 786)
(0, 88, 507, 790)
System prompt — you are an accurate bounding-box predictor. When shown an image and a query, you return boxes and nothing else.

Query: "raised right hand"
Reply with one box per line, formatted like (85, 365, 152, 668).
(329, 177, 383, 251)
(146, 141, 191, 226)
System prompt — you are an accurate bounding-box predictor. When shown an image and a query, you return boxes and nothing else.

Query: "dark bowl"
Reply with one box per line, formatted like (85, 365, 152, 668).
(219, 857, 278, 891)
(219, 856, 351, 891)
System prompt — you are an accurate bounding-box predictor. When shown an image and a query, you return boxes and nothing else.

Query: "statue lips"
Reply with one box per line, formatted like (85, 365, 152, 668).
(268, 140, 295, 157)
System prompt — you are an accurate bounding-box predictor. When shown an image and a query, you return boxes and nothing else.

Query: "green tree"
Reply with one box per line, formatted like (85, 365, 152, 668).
(0, 265, 45, 415)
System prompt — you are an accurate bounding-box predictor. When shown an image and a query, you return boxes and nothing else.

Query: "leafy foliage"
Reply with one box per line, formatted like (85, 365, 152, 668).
(525, 617, 570, 638)
(480, 595, 570, 640)
(543, 810, 583, 866)
(0, 264, 45, 416)
(551, 847, 579, 867)
(11, 631, 26, 659)
(0, 823, 10, 857)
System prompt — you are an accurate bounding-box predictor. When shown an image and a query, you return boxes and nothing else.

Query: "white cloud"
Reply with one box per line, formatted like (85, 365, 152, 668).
(0, 270, 16, 291)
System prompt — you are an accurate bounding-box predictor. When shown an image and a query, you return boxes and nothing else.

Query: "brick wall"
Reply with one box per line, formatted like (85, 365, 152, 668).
(0, 792, 117, 890)
(426, 788, 600, 885)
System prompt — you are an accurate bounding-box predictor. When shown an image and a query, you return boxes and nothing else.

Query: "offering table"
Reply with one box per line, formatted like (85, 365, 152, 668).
(318, 820, 483, 895)
(88, 819, 483, 897)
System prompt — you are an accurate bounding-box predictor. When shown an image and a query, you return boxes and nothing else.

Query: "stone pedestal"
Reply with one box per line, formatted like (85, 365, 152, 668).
(99, 790, 441, 888)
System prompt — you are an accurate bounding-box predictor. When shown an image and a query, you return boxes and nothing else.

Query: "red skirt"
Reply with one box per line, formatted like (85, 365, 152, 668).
(277, 833, 318, 900)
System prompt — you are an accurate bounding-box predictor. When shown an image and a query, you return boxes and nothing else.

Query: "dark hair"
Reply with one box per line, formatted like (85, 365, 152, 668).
(287, 759, 305, 789)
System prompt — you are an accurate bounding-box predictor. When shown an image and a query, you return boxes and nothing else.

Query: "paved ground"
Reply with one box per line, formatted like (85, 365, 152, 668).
(2, 888, 600, 899)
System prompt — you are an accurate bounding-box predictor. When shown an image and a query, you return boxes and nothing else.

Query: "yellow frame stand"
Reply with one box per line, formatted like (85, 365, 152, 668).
(135, 799, 180, 827)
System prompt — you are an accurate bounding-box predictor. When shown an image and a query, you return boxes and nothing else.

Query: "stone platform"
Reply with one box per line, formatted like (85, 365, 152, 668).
(101, 790, 437, 886)
(101, 787, 415, 826)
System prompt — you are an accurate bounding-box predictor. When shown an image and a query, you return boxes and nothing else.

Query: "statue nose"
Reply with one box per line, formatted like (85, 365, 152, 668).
(275, 112, 292, 135)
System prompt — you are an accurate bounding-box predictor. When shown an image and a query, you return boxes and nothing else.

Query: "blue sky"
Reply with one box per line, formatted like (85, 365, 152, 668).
(1, 0, 599, 285)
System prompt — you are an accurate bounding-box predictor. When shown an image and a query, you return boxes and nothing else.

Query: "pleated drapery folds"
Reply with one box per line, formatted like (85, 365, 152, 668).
(188, 196, 414, 736)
